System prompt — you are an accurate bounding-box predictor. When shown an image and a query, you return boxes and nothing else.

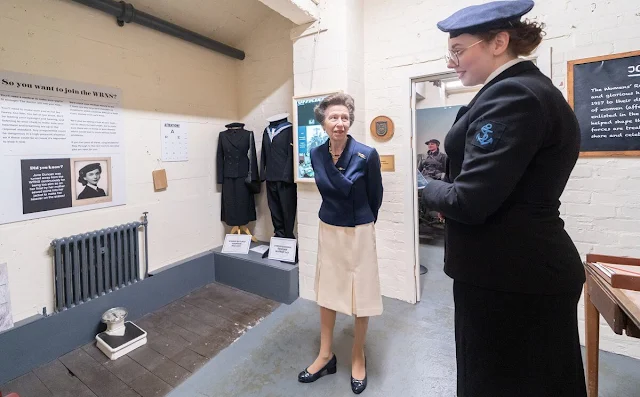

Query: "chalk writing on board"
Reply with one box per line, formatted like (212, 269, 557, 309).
(588, 84, 640, 140)
(569, 51, 640, 154)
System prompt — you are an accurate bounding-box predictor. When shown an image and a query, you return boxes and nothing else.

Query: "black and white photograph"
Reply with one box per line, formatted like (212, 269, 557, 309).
(71, 157, 112, 206)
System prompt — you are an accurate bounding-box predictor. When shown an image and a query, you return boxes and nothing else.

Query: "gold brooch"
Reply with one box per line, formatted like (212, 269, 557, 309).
(357, 152, 366, 159)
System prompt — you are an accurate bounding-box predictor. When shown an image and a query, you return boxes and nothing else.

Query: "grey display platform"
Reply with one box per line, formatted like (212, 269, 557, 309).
(213, 241, 299, 305)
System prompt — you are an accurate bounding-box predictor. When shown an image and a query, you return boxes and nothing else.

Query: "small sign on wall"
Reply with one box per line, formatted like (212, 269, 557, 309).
(161, 121, 189, 162)
(152, 169, 168, 191)
(370, 116, 394, 142)
(379, 155, 395, 172)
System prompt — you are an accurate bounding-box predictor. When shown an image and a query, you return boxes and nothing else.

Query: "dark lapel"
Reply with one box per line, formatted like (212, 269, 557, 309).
(334, 135, 356, 172)
(263, 129, 272, 149)
(321, 136, 355, 197)
(454, 105, 470, 123)
(227, 128, 243, 150)
(467, 60, 538, 109)
(270, 123, 291, 145)
(452, 61, 538, 126)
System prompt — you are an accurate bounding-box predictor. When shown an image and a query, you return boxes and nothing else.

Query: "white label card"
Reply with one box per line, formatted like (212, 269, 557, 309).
(221, 234, 252, 254)
(268, 237, 297, 263)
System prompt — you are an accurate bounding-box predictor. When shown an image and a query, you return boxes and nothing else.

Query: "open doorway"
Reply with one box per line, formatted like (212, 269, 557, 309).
(411, 73, 482, 302)
(408, 55, 546, 302)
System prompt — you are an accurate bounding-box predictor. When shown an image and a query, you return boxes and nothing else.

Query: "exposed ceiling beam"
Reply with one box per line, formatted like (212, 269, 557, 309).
(258, 0, 318, 25)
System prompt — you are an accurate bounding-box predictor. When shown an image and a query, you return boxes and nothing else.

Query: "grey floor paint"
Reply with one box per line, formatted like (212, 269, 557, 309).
(169, 240, 640, 397)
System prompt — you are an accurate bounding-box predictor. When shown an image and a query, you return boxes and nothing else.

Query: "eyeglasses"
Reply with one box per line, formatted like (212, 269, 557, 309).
(445, 39, 484, 66)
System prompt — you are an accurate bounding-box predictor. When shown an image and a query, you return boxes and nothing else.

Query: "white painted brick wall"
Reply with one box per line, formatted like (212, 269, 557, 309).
(292, 0, 373, 301)
(361, 0, 640, 359)
(238, 12, 295, 242)
(0, 0, 293, 322)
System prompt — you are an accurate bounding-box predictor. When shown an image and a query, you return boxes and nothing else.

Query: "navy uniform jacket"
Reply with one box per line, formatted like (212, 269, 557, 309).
(216, 125, 259, 183)
(422, 61, 585, 295)
(311, 135, 383, 227)
(260, 121, 294, 183)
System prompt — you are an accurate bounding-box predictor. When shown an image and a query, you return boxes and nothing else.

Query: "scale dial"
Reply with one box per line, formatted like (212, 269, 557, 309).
(102, 307, 128, 324)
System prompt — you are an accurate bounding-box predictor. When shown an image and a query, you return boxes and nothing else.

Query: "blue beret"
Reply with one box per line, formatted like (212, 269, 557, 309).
(437, 0, 535, 37)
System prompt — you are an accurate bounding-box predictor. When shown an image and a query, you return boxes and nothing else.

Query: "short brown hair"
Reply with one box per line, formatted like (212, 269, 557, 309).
(314, 93, 355, 126)
(477, 20, 545, 57)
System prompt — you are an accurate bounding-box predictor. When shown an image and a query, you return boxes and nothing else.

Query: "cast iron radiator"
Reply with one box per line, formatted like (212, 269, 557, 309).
(50, 213, 149, 312)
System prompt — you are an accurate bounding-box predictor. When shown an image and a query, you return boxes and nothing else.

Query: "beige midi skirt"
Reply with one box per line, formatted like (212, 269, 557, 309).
(314, 220, 383, 317)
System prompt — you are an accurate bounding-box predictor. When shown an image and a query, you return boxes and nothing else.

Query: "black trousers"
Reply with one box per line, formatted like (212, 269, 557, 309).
(266, 181, 297, 238)
(453, 281, 587, 397)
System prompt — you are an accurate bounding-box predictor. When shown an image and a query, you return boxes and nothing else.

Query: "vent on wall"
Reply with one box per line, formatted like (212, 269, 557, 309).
(50, 214, 149, 313)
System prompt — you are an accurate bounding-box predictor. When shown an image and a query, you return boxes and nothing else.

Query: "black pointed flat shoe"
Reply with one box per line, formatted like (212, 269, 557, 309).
(298, 354, 337, 383)
(351, 356, 367, 394)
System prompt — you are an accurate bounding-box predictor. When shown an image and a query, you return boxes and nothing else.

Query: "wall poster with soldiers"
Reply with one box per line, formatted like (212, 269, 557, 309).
(292, 91, 340, 183)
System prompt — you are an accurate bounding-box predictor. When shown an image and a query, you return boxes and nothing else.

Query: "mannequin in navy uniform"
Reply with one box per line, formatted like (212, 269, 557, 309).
(260, 113, 297, 240)
(420, 1, 587, 396)
(216, 122, 260, 227)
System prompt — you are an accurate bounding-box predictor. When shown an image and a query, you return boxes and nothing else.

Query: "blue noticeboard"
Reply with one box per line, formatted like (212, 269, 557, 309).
(292, 91, 340, 182)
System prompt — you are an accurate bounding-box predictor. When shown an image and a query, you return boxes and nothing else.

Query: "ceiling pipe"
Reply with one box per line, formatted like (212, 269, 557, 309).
(70, 0, 246, 60)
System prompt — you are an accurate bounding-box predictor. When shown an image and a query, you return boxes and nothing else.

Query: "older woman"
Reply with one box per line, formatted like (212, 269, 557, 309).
(297, 93, 383, 395)
(421, 1, 587, 396)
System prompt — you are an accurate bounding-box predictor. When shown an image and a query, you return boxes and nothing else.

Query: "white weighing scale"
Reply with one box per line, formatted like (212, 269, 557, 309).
(95, 307, 147, 360)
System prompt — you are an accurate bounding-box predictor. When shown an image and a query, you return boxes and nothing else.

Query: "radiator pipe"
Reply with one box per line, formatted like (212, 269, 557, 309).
(142, 212, 149, 278)
(70, 0, 246, 60)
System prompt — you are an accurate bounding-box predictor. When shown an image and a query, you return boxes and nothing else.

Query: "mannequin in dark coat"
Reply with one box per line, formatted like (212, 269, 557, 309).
(260, 114, 297, 239)
(216, 122, 259, 226)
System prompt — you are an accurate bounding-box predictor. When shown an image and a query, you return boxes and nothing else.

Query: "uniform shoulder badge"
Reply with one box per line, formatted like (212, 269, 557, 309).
(357, 152, 367, 159)
(470, 120, 506, 151)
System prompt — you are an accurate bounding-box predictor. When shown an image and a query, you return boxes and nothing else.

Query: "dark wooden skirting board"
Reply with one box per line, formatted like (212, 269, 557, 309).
(0, 282, 279, 397)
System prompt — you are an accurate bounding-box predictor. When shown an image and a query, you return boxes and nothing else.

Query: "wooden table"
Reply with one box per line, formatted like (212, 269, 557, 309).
(584, 254, 640, 397)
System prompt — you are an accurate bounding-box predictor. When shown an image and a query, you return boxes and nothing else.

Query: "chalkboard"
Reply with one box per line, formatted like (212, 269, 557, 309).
(568, 50, 640, 157)
(292, 91, 339, 183)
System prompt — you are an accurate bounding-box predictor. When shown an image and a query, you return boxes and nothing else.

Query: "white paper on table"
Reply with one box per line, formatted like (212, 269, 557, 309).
(250, 245, 270, 254)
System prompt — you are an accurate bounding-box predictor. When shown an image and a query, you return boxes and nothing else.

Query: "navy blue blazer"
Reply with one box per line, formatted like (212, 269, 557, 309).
(310, 135, 383, 227)
(421, 61, 584, 295)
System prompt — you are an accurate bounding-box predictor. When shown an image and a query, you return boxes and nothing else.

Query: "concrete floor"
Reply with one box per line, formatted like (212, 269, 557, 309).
(168, 240, 640, 397)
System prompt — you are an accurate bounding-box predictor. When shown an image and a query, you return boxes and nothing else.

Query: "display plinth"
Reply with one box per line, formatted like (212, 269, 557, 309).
(213, 241, 299, 304)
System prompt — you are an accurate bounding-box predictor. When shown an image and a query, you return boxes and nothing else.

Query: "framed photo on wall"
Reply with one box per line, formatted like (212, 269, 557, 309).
(292, 91, 341, 183)
(70, 157, 113, 207)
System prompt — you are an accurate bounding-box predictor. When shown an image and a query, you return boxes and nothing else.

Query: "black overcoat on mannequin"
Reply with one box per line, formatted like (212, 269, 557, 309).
(216, 122, 260, 226)
(260, 114, 297, 239)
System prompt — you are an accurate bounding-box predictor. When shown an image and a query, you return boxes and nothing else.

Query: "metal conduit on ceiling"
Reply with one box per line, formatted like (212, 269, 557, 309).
(71, 0, 246, 60)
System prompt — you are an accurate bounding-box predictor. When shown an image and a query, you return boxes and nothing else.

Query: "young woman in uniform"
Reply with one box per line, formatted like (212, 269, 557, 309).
(421, 1, 587, 396)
